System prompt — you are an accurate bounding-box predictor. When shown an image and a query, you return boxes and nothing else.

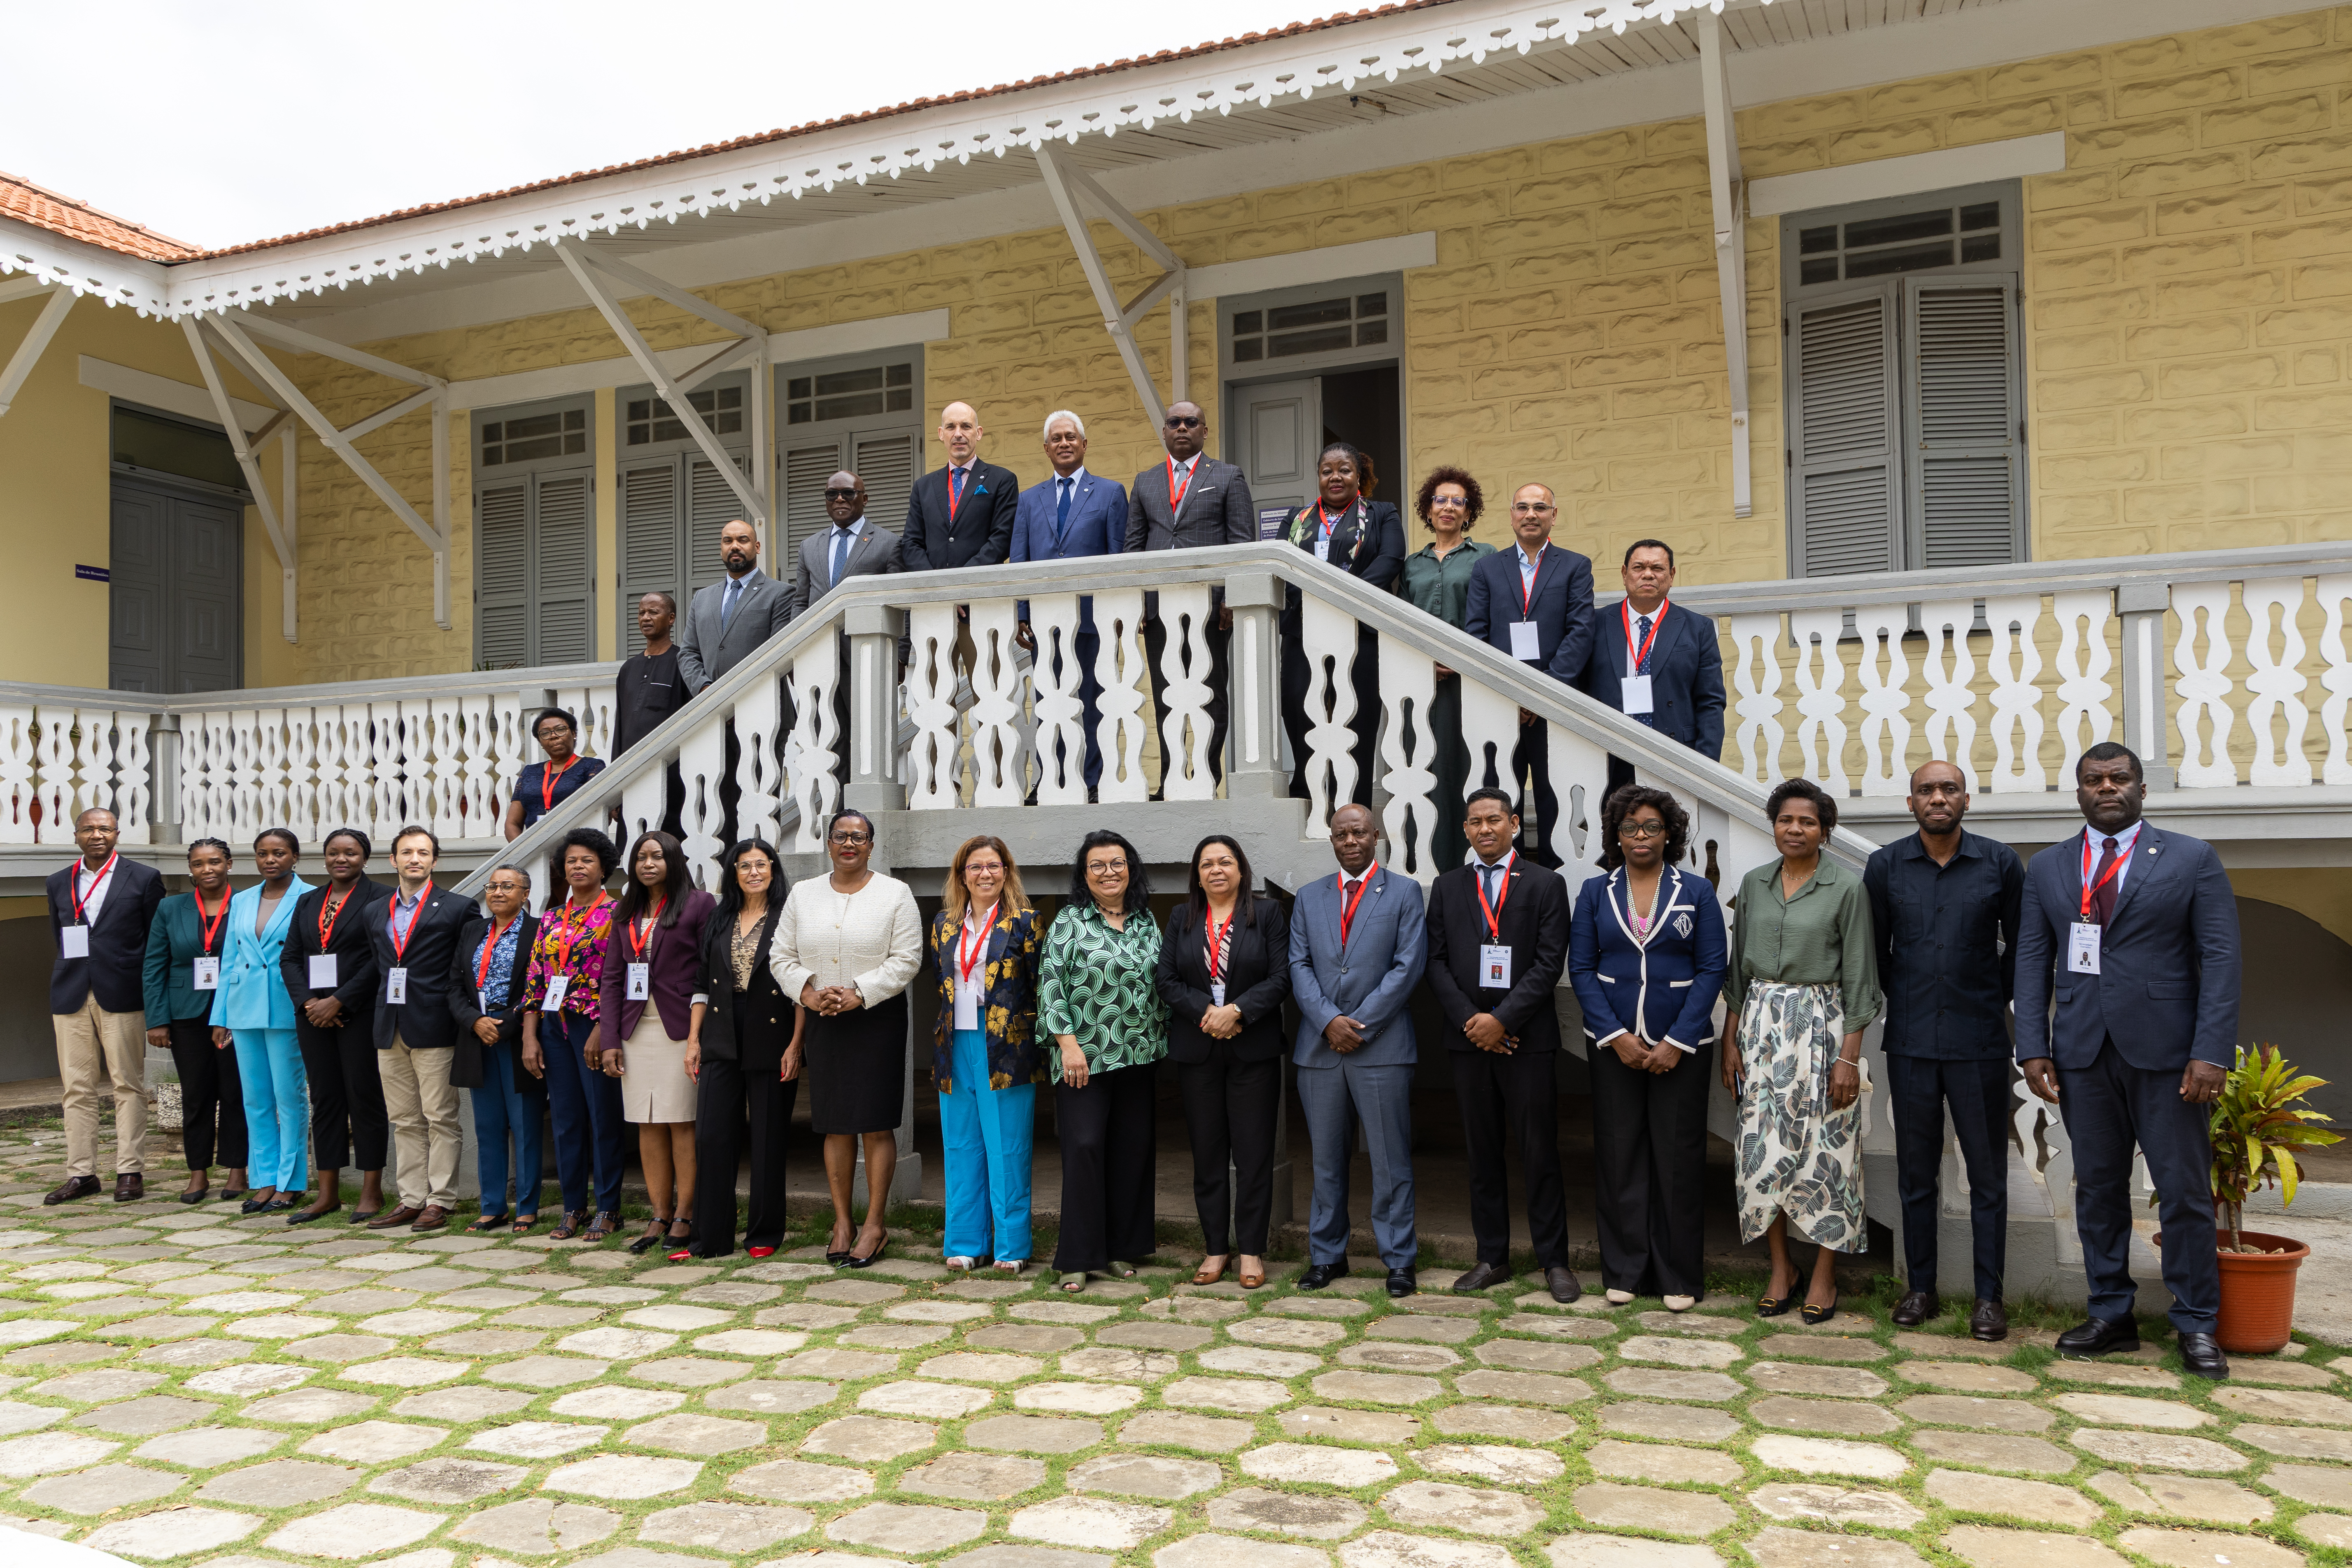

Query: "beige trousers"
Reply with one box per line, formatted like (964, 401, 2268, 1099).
(380, 1034, 461, 1209)
(53, 997, 147, 1179)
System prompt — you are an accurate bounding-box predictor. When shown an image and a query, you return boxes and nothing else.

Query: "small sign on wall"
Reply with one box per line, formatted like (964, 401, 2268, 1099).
(74, 564, 109, 583)
(1258, 507, 1292, 541)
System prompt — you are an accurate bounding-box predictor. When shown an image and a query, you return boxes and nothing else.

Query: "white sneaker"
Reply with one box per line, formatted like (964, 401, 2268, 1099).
(1605, 1288, 1635, 1305)
(1663, 1294, 1696, 1312)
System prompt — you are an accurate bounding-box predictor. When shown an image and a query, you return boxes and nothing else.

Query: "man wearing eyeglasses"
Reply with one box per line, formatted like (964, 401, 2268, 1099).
(1127, 402, 1255, 795)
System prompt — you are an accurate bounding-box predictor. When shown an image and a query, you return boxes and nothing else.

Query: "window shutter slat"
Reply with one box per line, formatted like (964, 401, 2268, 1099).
(782, 442, 845, 569)
(618, 459, 681, 629)
(1907, 277, 2022, 570)
(853, 432, 918, 550)
(475, 480, 531, 669)
(688, 454, 751, 595)
(1790, 285, 1900, 578)
(533, 472, 594, 665)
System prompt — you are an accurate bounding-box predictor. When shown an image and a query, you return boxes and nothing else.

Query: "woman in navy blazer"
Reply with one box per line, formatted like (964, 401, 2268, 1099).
(1570, 785, 1726, 1309)
(599, 831, 719, 1254)
(208, 830, 314, 1214)
(1279, 441, 1407, 808)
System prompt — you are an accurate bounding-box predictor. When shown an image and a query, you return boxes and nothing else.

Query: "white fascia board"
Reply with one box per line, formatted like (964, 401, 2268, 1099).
(0, 218, 172, 317)
(1749, 133, 2068, 217)
(445, 308, 952, 412)
(80, 354, 275, 431)
(1187, 234, 1439, 301)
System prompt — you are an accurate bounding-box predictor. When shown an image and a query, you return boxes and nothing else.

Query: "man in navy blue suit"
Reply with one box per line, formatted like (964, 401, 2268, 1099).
(1579, 539, 1725, 798)
(1463, 482, 1594, 867)
(2014, 742, 2240, 1380)
(1012, 410, 1127, 798)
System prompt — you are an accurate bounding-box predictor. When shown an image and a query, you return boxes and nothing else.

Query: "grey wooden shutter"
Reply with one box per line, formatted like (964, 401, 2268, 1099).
(475, 479, 531, 669)
(1906, 276, 2023, 569)
(618, 459, 680, 631)
(1789, 284, 1900, 578)
(853, 432, 918, 548)
(781, 441, 843, 574)
(688, 453, 751, 596)
(533, 473, 594, 664)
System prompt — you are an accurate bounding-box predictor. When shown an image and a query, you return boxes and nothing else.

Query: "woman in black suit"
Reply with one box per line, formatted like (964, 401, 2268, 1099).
(686, 838, 803, 1259)
(1279, 441, 1407, 808)
(279, 829, 393, 1225)
(1156, 834, 1291, 1290)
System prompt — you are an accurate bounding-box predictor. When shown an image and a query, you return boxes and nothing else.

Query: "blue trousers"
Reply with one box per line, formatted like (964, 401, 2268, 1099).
(939, 1029, 1035, 1263)
(471, 1042, 546, 1219)
(543, 1012, 626, 1215)
(1296, 1058, 1417, 1269)
(231, 1028, 308, 1193)
(2061, 1037, 2220, 1334)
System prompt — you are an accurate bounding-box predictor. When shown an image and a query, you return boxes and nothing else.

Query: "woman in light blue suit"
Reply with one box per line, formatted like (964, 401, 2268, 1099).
(209, 829, 314, 1214)
(1570, 784, 1726, 1311)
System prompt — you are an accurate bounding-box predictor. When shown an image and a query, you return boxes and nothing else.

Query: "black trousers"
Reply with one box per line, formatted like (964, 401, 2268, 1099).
(167, 1017, 248, 1172)
(1283, 627, 1378, 808)
(1453, 1046, 1569, 1267)
(1508, 720, 1563, 869)
(1589, 1037, 1713, 1298)
(1886, 1053, 2013, 1302)
(692, 1011, 799, 1258)
(1053, 1062, 1158, 1273)
(297, 1016, 388, 1173)
(1178, 1046, 1279, 1255)
(1147, 617, 1230, 794)
(2061, 1037, 2220, 1334)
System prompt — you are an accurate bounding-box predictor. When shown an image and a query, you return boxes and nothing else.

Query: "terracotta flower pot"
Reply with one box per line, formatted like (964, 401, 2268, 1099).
(2214, 1229, 2309, 1355)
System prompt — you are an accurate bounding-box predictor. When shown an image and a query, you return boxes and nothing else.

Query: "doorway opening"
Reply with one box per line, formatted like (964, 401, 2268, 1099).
(1227, 362, 1404, 529)
(109, 411, 246, 694)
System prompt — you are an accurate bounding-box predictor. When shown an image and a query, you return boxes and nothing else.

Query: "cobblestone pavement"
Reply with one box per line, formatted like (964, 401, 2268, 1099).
(0, 1125, 2349, 1568)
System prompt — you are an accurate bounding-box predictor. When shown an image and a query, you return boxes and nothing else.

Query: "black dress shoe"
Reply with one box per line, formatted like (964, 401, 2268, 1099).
(112, 1173, 144, 1203)
(1298, 1261, 1350, 1290)
(2056, 1315, 2141, 1358)
(2177, 1331, 2230, 1381)
(44, 1175, 100, 1206)
(1970, 1299, 2008, 1341)
(1544, 1265, 1582, 1304)
(1452, 1260, 1512, 1294)
(1386, 1268, 1417, 1298)
(1892, 1289, 1938, 1327)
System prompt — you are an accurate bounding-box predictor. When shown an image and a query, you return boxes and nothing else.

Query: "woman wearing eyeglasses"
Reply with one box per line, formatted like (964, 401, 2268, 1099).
(1395, 467, 1494, 871)
(770, 808, 921, 1267)
(1568, 785, 1727, 1312)
(503, 708, 605, 843)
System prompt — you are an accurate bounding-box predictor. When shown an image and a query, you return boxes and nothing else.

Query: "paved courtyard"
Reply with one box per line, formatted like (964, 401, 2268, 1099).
(0, 1123, 2349, 1568)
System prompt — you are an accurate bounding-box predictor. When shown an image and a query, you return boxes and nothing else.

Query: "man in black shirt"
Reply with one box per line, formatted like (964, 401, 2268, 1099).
(614, 591, 689, 835)
(1862, 759, 2026, 1341)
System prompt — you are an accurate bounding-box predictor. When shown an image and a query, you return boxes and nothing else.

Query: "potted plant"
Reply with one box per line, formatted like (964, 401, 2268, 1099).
(2202, 1043, 2340, 1354)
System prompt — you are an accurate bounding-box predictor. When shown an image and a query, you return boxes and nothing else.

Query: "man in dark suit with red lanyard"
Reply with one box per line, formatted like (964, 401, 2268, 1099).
(1579, 539, 1725, 798)
(901, 401, 1017, 575)
(1127, 401, 1255, 794)
(45, 806, 165, 1203)
(1463, 482, 1595, 867)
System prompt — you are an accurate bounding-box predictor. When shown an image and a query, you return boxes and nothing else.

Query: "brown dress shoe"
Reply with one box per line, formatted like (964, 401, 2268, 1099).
(1544, 1265, 1583, 1304)
(409, 1205, 449, 1232)
(44, 1175, 100, 1205)
(1970, 1298, 2008, 1341)
(112, 1174, 144, 1203)
(1892, 1289, 1938, 1326)
(368, 1205, 424, 1230)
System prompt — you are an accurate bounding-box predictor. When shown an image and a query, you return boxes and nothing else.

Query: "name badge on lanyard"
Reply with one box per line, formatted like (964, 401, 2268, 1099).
(1620, 599, 1663, 714)
(1620, 675, 1654, 715)
(626, 963, 650, 1001)
(2068, 923, 2101, 974)
(61, 926, 90, 958)
(386, 967, 408, 1004)
(193, 956, 220, 990)
(1509, 550, 1543, 661)
(624, 905, 661, 1003)
(1480, 944, 1512, 989)
(309, 954, 338, 988)
(542, 974, 572, 1013)
(1475, 856, 1513, 989)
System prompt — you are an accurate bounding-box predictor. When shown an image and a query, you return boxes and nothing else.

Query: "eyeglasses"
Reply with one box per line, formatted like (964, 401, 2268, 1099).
(1509, 501, 1556, 515)
(1085, 860, 1127, 876)
(824, 488, 859, 501)
(829, 831, 871, 846)
(963, 861, 1004, 876)
(1164, 415, 1204, 429)
(1618, 821, 1668, 839)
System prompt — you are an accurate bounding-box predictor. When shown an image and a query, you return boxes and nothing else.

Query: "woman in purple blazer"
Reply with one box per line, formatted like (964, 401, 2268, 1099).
(599, 831, 718, 1254)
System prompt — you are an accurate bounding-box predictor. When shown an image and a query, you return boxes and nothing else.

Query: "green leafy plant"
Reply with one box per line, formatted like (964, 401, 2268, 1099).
(2210, 1043, 2341, 1251)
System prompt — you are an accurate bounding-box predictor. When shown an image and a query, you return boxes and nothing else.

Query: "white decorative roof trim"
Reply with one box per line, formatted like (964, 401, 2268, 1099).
(5, 0, 1755, 320)
(0, 218, 173, 317)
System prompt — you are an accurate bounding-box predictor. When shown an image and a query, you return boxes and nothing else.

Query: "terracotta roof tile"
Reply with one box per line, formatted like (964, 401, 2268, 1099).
(0, 169, 203, 263)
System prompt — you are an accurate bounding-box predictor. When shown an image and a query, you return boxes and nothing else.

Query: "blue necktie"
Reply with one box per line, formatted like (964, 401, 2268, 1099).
(1482, 864, 1501, 909)
(1636, 615, 1654, 673)
(1055, 477, 1073, 544)
(949, 467, 965, 524)
(831, 528, 852, 587)
(720, 576, 742, 631)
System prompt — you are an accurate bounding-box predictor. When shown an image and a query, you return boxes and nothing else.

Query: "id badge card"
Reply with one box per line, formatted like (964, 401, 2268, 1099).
(953, 984, 979, 1032)
(626, 962, 651, 1001)
(386, 966, 408, 1004)
(61, 925, 90, 959)
(1313, 538, 1331, 562)
(308, 954, 338, 989)
(1211, 982, 1227, 1007)
(479, 988, 493, 1016)
(193, 956, 220, 990)
(1480, 943, 1513, 989)
(1508, 621, 1541, 661)
(542, 975, 571, 1013)
(1620, 674, 1655, 715)
(2068, 922, 2102, 974)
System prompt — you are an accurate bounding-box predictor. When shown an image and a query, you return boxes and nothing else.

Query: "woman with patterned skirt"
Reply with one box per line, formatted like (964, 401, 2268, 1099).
(1039, 829, 1167, 1292)
(1722, 777, 1882, 1325)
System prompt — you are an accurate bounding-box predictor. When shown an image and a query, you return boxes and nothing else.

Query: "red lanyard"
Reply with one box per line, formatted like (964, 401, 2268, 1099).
(475, 916, 517, 992)
(1622, 599, 1665, 668)
(317, 885, 354, 950)
(948, 466, 967, 522)
(1474, 853, 1514, 941)
(70, 854, 117, 924)
(1338, 866, 1376, 947)
(957, 905, 997, 986)
(194, 887, 229, 956)
(548, 893, 608, 975)
(2080, 831, 2128, 922)
(540, 754, 578, 812)
(1314, 499, 1354, 555)
(1205, 906, 1234, 986)
(389, 883, 433, 963)
(1166, 457, 1194, 513)
(626, 899, 666, 960)
(1517, 548, 1544, 618)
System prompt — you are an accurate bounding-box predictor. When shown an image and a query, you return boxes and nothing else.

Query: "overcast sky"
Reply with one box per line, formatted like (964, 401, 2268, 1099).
(11, 0, 1304, 250)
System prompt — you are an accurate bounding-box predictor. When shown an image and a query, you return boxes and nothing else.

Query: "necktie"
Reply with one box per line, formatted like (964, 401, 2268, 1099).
(1481, 864, 1501, 909)
(2090, 836, 2121, 926)
(949, 466, 965, 524)
(1055, 477, 1073, 541)
(720, 576, 743, 631)
(1635, 615, 1654, 674)
(831, 527, 852, 587)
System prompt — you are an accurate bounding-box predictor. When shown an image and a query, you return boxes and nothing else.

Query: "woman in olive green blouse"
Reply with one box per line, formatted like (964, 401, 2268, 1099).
(1721, 778, 1883, 1324)
(1039, 829, 1167, 1292)
(1395, 466, 1495, 870)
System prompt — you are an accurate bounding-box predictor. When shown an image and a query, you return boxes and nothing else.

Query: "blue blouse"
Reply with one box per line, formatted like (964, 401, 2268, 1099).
(474, 920, 524, 1010)
(515, 756, 606, 827)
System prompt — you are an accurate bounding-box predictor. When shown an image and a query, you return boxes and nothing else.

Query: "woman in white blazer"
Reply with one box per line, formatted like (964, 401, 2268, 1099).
(208, 829, 314, 1215)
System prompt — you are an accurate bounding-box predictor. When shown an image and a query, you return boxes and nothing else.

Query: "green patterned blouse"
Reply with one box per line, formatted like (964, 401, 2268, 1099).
(1037, 901, 1167, 1080)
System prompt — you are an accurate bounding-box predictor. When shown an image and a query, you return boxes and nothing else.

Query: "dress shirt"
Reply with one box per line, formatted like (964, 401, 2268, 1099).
(950, 905, 995, 1031)
(388, 884, 428, 944)
(1862, 829, 2026, 1060)
(72, 860, 116, 926)
(2083, 819, 2145, 899)
(1516, 545, 1542, 601)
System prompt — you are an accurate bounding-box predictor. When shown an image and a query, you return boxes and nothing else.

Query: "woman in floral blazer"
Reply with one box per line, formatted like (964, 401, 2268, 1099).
(927, 834, 1043, 1275)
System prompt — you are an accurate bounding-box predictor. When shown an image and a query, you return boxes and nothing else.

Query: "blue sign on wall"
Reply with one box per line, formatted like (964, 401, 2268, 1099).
(74, 564, 110, 583)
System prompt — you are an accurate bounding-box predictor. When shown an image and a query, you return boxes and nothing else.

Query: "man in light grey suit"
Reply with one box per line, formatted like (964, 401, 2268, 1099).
(1289, 802, 1427, 1298)
(792, 471, 903, 617)
(678, 518, 792, 695)
(1128, 401, 1255, 795)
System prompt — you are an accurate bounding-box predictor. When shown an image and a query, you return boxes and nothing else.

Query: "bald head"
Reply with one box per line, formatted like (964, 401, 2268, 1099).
(938, 402, 983, 466)
(825, 471, 866, 526)
(1906, 758, 1970, 839)
(1328, 803, 1378, 876)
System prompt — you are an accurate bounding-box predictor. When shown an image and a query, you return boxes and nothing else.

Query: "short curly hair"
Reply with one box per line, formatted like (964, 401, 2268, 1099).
(556, 825, 620, 881)
(1600, 784, 1689, 870)
(1765, 777, 1839, 835)
(1414, 466, 1485, 533)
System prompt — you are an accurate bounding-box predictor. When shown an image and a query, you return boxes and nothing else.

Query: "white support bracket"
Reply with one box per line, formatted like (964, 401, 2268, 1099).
(0, 287, 74, 418)
(205, 315, 454, 630)
(1034, 143, 1188, 430)
(554, 238, 767, 532)
(1698, 9, 1753, 522)
(182, 319, 299, 642)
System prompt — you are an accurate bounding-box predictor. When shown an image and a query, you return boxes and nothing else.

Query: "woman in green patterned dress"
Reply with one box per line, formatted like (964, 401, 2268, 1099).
(1039, 829, 1167, 1292)
(1394, 466, 1494, 871)
(1721, 778, 1882, 1325)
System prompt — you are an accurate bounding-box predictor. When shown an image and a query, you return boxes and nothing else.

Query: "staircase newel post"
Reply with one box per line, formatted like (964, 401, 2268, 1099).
(844, 603, 907, 815)
(1225, 568, 1285, 800)
(2116, 581, 2176, 791)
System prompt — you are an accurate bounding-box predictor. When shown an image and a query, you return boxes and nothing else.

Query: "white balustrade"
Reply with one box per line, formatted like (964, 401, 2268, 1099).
(904, 601, 962, 810)
(1983, 594, 2046, 793)
(966, 599, 1027, 808)
(0, 703, 34, 843)
(1852, 605, 1912, 797)
(1093, 589, 1151, 804)
(786, 636, 841, 854)
(1155, 584, 1218, 802)
(1374, 636, 1439, 880)
(1027, 592, 1090, 804)
(1917, 600, 1978, 788)
(1727, 614, 1786, 786)
(1789, 610, 1851, 794)
(2242, 577, 2311, 787)
(1295, 595, 1360, 825)
(2171, 582, 2236, 790)
(2320, 574, 2352, 787)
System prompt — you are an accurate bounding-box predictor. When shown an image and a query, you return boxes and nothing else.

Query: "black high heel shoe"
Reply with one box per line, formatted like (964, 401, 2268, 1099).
(628, 1216, 673, 1256)
(1800, 1293, 1840, 1326)
(845, 1228, 889, 1269)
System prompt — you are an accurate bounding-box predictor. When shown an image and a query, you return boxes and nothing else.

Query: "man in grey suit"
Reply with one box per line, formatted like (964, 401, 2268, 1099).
(678, 518, 792, 695)
(1127, 401, 1255, 795)
(1289, 802, 1427, 1298)
(792, 471, 903, 617)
